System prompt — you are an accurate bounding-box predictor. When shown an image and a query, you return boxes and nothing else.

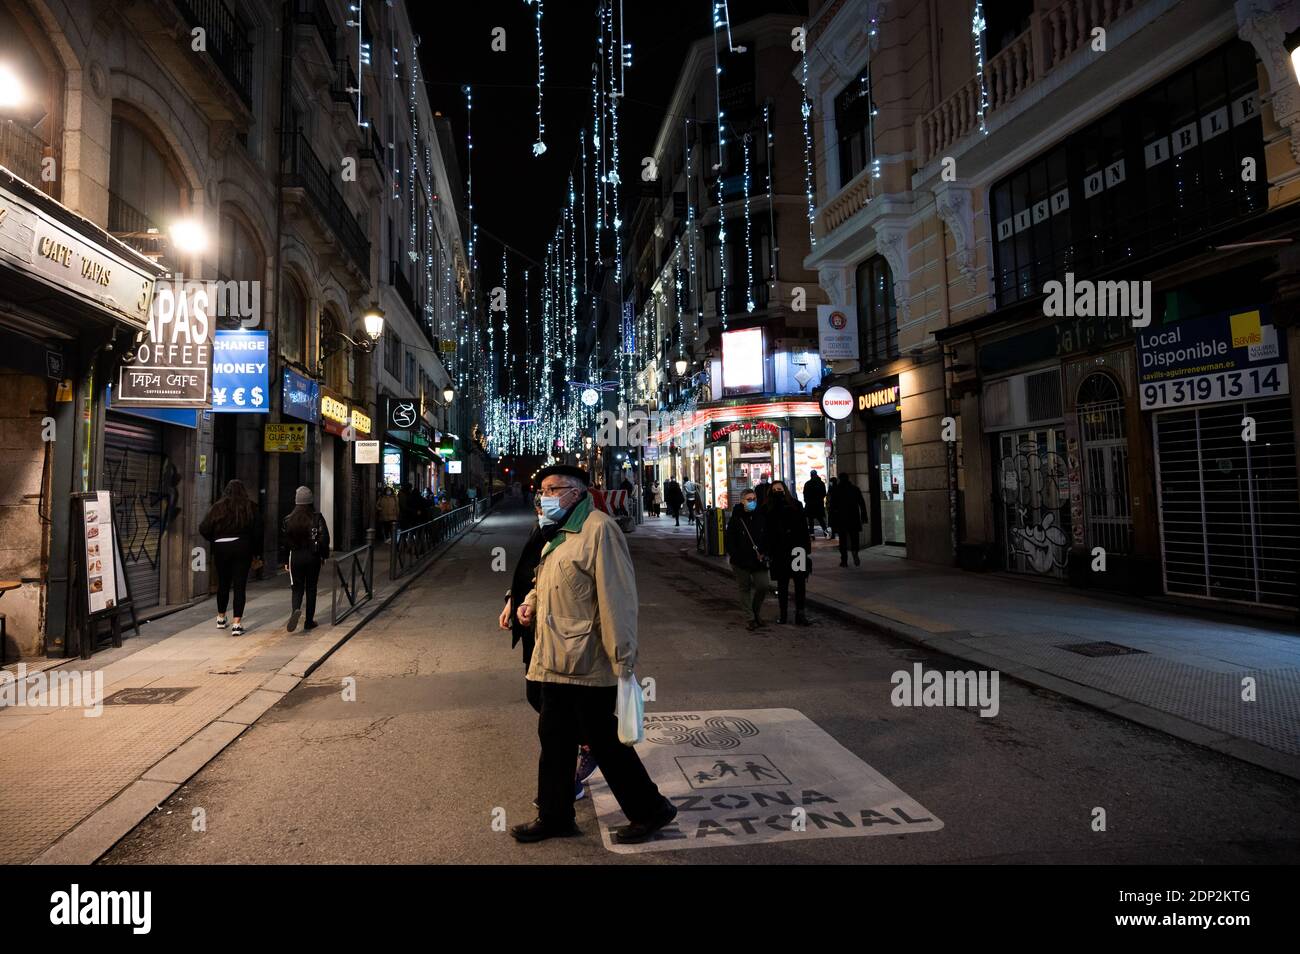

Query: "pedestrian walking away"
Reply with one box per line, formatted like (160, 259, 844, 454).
(725, 488, 770, 631)
(664, 478, 685, 526)
(764, 480, 812, 625)
(802, 470, 828, 538)
(497, 492, 596, 802)
(682, 476, 701, 520)
(376, 486, 399, 542)
(829, 474, 868, 566)
(280, 486, 330, 633)
(199, 479, 263, 637)
(511, 465, 676, 845)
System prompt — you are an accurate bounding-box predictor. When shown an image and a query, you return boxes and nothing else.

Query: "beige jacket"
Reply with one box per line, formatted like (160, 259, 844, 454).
(523, 493, 638, 687)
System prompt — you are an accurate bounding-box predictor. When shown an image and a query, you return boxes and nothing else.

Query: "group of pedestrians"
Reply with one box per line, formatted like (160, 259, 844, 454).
(199, 479, 331, 636)
(497, 465, 677, 845)
(724, 470, 871, 630)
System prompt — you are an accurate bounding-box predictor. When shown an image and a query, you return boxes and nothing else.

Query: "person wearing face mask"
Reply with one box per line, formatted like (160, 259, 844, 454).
(498, 491, 593, 804)
(764, 480, 812, 625)
(510, 465, 675, 844)
(725, 488, 770, 631)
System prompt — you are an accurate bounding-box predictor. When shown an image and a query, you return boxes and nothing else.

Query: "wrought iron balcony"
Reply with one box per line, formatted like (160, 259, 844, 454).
(292, 0, 338, 63)
(172, 0, 253, 108)
(281, 131, 371, 276)
(107, 192, 167, 261)
(0, 120, 58, 198)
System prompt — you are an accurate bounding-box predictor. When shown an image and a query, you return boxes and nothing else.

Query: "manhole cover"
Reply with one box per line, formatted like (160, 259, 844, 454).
(103, 687, 196, 705)
(1060, 641, 1147, 657)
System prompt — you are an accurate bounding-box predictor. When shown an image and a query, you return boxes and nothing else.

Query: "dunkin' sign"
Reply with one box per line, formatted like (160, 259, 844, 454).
(819, 386, 854, 420)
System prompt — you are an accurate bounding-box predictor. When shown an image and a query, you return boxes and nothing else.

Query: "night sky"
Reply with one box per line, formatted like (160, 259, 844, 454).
(414, 0, 809, 274)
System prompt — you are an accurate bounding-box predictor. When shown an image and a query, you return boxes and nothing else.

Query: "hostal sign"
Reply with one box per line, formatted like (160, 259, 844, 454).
(116, 281, 212, 407)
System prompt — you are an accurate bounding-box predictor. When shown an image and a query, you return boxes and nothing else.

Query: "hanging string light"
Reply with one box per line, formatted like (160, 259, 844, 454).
(764, 102, 776, 281)
(743, 132, 754, 314)
(799, 32, 816, 249)
(524, 0, 547, 156)
(972, 0, 990, 136)
(712, 1, 728, 330)
(408, 39, 419, 264)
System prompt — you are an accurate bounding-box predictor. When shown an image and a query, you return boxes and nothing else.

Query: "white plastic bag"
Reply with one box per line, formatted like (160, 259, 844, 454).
(616, 671, 644, 745)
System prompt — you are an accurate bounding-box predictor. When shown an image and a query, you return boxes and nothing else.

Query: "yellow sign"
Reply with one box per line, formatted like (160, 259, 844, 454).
(858, 385, 899, 411)
(1229, 310, 1262, 349)
(321, 395, 349, 424)
(264, 423, 307, 453)
(350, 408, 372, 434)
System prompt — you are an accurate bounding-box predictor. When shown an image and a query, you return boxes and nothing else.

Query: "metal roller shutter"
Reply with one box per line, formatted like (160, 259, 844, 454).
(103, 414, 165, 610)
(1154, 398, 1299, 607)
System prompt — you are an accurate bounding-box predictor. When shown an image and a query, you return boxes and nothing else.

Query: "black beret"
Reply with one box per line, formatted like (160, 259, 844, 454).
(536, 464, 591, 486)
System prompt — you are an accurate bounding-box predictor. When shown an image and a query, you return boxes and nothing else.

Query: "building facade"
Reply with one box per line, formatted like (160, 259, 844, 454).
(806, 0, 1299, 611)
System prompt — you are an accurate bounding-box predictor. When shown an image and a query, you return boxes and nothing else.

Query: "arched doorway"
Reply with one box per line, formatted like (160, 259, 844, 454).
(1076, 372, 1132, 555)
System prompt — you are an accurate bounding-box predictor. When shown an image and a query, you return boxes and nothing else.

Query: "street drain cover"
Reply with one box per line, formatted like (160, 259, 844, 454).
(1060, 641, 1147, 657)
(104, 687, 196, 705)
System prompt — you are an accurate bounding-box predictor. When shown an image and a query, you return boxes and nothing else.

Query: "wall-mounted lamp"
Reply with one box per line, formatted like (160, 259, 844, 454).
(322, 304, 385, 359)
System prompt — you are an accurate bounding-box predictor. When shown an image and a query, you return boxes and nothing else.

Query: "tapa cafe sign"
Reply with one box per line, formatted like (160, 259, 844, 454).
(116, 279, 212, 408)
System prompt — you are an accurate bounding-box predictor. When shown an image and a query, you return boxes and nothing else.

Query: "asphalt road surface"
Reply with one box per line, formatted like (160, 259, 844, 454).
(103, 503, 1300, 864)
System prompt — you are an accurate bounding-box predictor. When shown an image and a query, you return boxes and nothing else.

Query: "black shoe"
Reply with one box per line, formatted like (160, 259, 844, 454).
(303, 620, 318, 631)
(613, 800, 679, 844)
(853, 554, 861, 566)
(745, 619, 760, 631)
(777, 613, 789, 624)
(287, 609, 300, 633)
(839, 560, 848, 567)
(510, 818, 582, 843)
(795, 613, 810, 626)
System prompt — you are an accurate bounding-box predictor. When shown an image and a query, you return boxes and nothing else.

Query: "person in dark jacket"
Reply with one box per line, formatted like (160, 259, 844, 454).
(279, 486, 330, 632)
(199, 479, 262, 636)
(725, 488, 769, 631)
(663, 478, 685, 526)
(764, 480, 812, 625)
(754, 475, 772, 508)
(802, 470, 828, 538)
(829, 474, 868, 566)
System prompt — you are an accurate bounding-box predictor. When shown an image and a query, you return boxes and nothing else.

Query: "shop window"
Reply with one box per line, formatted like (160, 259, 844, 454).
(834, 64, 874, 188)
(322, 308, 347, 391)
(991, 40, 1265, 309)
(279, 276, 308, 364)
(385, 330, 403, 380)
(983, 0, 1033, 59)
(855, 255, 897, 365)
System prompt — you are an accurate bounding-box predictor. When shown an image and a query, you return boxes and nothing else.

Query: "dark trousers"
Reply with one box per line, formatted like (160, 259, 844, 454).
(213, 543, 252, 617)
(806, 508, 827, 534)
(839, 525, 861, 561)
(774, 571, 807, 618)
(537, 682, 664, 827)
(289, 551, 321, 623)
(732, 565, 770, 621)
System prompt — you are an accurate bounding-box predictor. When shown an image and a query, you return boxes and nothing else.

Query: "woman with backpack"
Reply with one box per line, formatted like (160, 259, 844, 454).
(279, 486, 330, 632)
(199, 479, 263, 637)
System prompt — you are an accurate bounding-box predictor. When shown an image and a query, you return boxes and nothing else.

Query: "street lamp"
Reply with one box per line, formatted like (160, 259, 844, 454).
(442, 386, 455, 404)
(321, 304, 384, 359)
(1287, 29, 1300, 86)
(168, 218, 208, 255)
(675, 357, 688, 376)
(0, 62, 27, 111)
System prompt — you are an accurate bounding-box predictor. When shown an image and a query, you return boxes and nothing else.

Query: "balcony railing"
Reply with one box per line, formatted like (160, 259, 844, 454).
(293, 0, 338, 63)
(173, 0, 253, 107)
(107, 192, 167, 260)
(281, 131, 371, 276)
(0, 120, 58, 198)
(331, 58, 358, 105)
(390, 259, 419, 317)
(917, 0, 1143, 165)
(818, 163, 875, 236)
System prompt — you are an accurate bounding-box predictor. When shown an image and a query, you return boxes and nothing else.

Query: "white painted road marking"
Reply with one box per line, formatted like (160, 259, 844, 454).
(589, 708, 944, 853)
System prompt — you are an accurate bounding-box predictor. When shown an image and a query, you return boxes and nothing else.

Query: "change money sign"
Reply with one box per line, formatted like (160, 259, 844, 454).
(211, 330, 269, 413)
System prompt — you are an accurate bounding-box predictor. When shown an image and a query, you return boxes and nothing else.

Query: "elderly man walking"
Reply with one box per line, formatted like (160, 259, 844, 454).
(512, 464, 677, 844)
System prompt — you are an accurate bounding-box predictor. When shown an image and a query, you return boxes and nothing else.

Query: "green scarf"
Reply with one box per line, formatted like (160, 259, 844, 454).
(542, 492, 594, 558)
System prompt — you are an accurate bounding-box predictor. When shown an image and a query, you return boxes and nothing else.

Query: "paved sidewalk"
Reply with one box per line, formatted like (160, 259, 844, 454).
(634, 515, 1300, 781)
(0, 522, 487, 864)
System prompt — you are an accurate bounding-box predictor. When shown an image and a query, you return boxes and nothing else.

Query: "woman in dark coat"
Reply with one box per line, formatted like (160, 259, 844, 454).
(279, 486, 330, 632)
(199, 479, 263, 636)
(763, 480, 812, 625)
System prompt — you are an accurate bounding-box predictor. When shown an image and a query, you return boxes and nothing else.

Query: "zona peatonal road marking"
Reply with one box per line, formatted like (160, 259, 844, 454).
(589, 708, 943, 854)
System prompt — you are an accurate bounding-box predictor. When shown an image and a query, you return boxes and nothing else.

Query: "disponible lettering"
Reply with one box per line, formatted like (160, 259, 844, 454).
(1138, 326, 1228, 369)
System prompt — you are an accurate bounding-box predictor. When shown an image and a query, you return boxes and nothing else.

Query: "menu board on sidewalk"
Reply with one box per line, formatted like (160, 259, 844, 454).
(79, 492, 119, 615)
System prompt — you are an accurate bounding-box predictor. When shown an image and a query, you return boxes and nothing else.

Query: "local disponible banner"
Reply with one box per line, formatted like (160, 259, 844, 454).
(1136, 307, 1289, 410)
(116, 280, 212, 407)
(211, 330, 269, 413)
(817, 305, 859, 361)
